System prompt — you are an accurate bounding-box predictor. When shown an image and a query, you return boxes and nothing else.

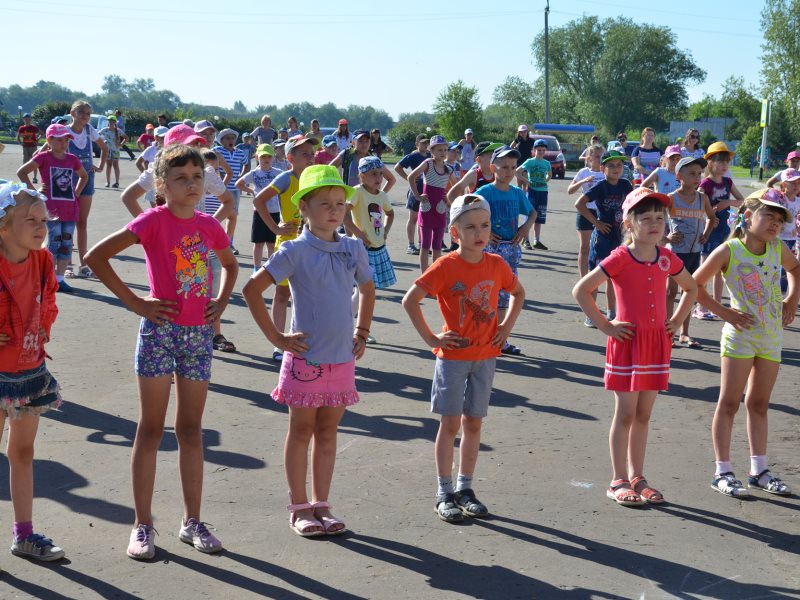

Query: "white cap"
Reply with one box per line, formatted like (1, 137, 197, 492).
(450, 193, 491, 224)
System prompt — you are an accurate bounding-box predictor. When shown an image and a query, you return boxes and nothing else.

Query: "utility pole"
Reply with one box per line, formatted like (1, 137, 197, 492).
(544, 0, 550, 123)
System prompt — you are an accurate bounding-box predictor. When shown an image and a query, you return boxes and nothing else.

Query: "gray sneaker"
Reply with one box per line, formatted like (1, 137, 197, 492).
(584, 317, 596, 328)
(179, 519, 223, 553)
(11, 533, 65, 562)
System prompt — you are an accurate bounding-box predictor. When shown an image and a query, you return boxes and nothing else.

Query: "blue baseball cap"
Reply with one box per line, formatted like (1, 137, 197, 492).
(358, 156, 383, 173)
(22, 113, 31, 118)
(533, 139, 547, 148)
(448, 142, 462, 151)
(491, 145, 521, 162)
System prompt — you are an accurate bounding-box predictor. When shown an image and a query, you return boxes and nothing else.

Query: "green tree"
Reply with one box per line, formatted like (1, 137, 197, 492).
(761, 0, 800, 126)
(432, 80, 483, 140)
(387, 121, 431, 155)
(531, 16, 705, 133)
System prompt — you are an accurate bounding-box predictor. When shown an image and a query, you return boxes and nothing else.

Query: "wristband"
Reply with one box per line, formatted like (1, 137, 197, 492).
(355, 334, 367, 343)
(355, 326, 370, 334)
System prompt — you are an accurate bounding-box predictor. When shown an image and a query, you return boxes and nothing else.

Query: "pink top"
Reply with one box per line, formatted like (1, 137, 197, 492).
(32, 151, 83, 221)
(127, 206, 230, 326)
(600, 245, 684, 329)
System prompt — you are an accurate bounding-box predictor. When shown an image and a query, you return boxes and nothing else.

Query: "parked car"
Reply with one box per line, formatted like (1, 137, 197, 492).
(530, 134, 566, 179)
(90, 114, 110, 157)
(605, 140, 640, 154)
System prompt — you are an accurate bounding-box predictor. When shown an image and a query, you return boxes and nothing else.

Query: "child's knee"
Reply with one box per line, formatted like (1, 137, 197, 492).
(461, 415, 483, 434)
(438, 416, 461, 437)
(6, 440, 34, 465)
(174, 421, 203, 446)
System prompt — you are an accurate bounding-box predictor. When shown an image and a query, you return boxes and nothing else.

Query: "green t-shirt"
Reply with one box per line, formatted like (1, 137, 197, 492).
(520, 157, 551, 191)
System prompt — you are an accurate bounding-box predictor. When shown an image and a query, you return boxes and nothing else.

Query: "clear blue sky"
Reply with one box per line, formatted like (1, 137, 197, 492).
(2, 0, 765, 120)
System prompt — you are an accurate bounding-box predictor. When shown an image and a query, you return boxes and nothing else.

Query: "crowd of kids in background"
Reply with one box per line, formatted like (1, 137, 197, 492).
(0, 111, 796, 564)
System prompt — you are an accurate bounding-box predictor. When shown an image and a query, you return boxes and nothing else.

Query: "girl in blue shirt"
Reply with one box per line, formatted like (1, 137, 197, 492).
(243, 165, 375, 538)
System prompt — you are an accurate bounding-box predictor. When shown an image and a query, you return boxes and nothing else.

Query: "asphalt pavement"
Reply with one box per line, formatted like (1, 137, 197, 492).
(0, 145, 797, 600)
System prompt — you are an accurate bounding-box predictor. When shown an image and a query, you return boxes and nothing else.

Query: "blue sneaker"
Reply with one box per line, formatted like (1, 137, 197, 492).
(11, 533, 65, 562)
(57, 281, 76, 294)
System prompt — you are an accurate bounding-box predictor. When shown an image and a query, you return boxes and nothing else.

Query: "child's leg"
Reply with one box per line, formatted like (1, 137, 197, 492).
(273, 285, 291, 334)
(106, 161, 112, 185)
(626, 390, 658, 479)
(6, 412, 40, 525)
(712, 357, 753, 464)
(310, 406, 347, 503)
(284, 407, 323, 534)
(226, 212, 237, 242)
(609, 391, 638, 479)
(113, 159, 120, 185)
(266, 242, 275, 258)
(406, 209, 418, 247)
(435, 415, 462, 482)
(577, 230, 591, 277)
(131, 375, 172, 525)
(77, 195, 93, 268)
(253, 242, 264, 269)
(743, 357, 779, 458)
(174, 376, 210, 522)
(457, 415, 482, 478)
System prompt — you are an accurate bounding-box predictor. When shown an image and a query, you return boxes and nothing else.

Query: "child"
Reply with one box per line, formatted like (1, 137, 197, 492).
(99, 115, 127, 188)
(575, 150, 633, 326)
(236, 133, 257, 171)
(17, 114, 41, 183)
(331, 129, 396, 190)
(697, 142, 744, 319)
(474, 145, 535, 355)
(272, 140, 290, 171)
(568, 143, 605, 278)
(393, 134, 431, 255)
(253, 136, 316, 362)
(344, 157, 396, 343)
(641, 145, 682, 195)
(136, 124, 155, 151)
(85, 144, 239, 560)
(242, 165, 375, 537)
(693, 188, 800, 498)
(515, 138, 551, 250)
(315, 136, 338, 165)
(407, 135, 457, 273)
(0, 183, 65, 561)
(665, 156, 716, 348)
(573, 188, 697, 506)
(446, 143, 463, 182)
(136, 127, 167, 208)
(778, 169, 800, 290)
(447, 141, 502, 201)
(213, 128, 249, 253)
(765, 150, 800, 188)
(403, 194, 525, 522)
(236, 144, 283, 270)
(16, 124, 88, 294)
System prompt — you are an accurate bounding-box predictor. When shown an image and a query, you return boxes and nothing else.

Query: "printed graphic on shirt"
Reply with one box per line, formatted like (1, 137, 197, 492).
(170, 232, 210, 299)
(50, 167, 75, 200)
(450, 279, 496, 328)
(736, 262, 780, 322)
(368, 202, 383, 238)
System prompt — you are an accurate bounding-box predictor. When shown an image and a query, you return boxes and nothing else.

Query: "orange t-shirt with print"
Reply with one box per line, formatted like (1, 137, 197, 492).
(415, 252, 517, 360)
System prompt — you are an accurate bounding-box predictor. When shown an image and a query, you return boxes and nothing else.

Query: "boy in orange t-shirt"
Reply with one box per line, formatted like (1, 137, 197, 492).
(403, 193, 526, 523)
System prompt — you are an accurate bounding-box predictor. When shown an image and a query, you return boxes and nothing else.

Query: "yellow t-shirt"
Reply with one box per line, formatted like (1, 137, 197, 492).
(348, 186, 393, 248)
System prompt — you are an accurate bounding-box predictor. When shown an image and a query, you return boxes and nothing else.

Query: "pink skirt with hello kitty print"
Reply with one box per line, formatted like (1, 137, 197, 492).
(271, 352, 359, 408)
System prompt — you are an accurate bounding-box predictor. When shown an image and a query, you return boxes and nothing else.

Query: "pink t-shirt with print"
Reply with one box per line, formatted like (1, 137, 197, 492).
(32, 150, 83, 221)
(127, 206, 229, 326)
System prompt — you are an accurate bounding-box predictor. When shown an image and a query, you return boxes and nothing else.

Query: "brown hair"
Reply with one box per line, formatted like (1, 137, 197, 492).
(623, 198, 666, 245)
(153, 145, 204, 186)
(729, 196, 787, 239)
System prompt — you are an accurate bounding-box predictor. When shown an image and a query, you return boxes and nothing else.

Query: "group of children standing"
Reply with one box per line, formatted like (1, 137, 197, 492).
(0, 120, 797, 567)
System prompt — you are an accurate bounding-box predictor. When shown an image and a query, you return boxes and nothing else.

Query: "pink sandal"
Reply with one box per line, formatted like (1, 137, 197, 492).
(631, 476, 664, 504)
(287, 501, 325, 537)
(312, 501, 347, 536)
(606, 479, 643, 507)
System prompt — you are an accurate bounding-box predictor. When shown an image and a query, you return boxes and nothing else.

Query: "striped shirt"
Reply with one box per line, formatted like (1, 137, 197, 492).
(213, 146, 248, 191)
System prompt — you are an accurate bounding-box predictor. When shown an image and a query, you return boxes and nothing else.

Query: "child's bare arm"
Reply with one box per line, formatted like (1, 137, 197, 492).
(344, 206, 369, 244)
(402, 284, 465, 350)
(242, 268, 308, 353)
(781, 242, 800, 325)
(381, 166, 396, 193)
(383, 209, 394, 239)
(666, 268, 698, 334)
(694, 244, 753, 330)
(85, 229, 179, 323)
(700, 193, 716, 243)
(16, 160, 38, 188)
(494, 280, 526, 347)
(406, 162, 427, 203)
(640, 170, 658, 190)
(205, 246, 238, 322)
(573, 267, 634, 342)
(447, 170, 476, 202)
(353, 279, 376, 359)
(120, 182, 147, 217)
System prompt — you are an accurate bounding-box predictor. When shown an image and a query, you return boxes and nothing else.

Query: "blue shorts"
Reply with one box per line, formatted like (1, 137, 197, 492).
(588, 228, 622, 270)
(74, 170, 95, 197)
(528, 189, 548, 224)
(431, 357, 496, 418)
(702, 222, 730, 256)
(405, 191, 420, 212)
(485, 241, 521, 310)
(576, 212, 594, 231)
(134, 319, 214, 380)
(47, 220, 76, 259)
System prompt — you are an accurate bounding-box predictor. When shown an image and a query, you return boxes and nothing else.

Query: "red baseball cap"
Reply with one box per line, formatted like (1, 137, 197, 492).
(338, 119, 348, 126)
(622, 187, 670, 220)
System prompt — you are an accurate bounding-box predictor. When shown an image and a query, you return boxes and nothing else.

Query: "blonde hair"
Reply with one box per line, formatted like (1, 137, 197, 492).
(70, 99, 91, 114)
(640, 127, 655, 144)
(0, 191, 49, 241)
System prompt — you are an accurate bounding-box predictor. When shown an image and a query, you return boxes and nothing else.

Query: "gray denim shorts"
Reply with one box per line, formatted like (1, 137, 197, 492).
(430, 357, 496, 417)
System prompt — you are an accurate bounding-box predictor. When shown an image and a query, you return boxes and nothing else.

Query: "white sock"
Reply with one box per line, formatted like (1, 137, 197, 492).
(750, 455, 768, 477)
(437, 476, 454, 496)
(715, 460, 732, 476)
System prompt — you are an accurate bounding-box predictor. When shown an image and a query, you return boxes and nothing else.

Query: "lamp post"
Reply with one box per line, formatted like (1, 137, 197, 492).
(17, 105, 22, 124)
(544, 0, 550, 124)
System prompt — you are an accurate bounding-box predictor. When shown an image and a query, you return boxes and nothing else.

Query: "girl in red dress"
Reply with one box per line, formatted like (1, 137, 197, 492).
(573, 188, 697, 507)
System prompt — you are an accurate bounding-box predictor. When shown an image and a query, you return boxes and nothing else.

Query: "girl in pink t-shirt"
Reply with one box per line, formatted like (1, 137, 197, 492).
(85, 145, 239, 561)
(407, 135, 457, 272)
(573, 188, 697, 507)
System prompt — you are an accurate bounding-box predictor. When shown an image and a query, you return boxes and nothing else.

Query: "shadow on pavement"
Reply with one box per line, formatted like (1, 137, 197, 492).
(1, 560, 142, 600)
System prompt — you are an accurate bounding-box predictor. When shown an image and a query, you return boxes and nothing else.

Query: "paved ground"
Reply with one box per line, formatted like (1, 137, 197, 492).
(0, 145, 798, 600)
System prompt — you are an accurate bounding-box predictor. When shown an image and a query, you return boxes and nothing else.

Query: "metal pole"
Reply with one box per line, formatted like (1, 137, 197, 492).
(544, 0, 550, 123)
(758, 100, 769, 181)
